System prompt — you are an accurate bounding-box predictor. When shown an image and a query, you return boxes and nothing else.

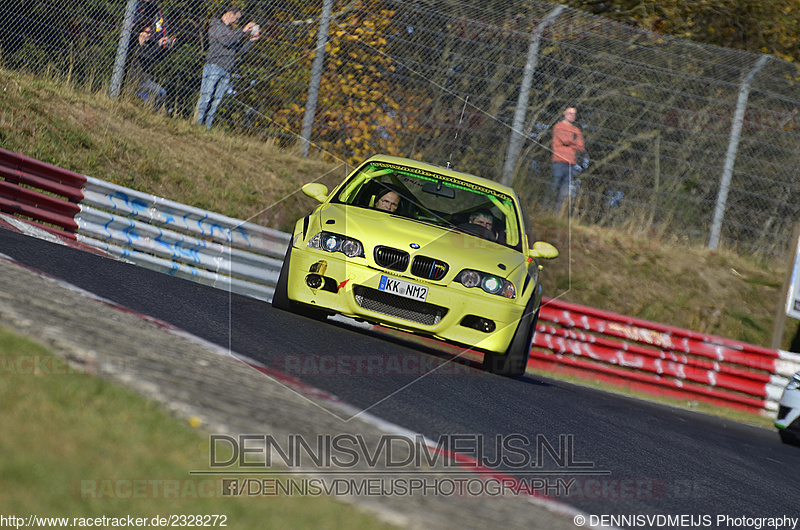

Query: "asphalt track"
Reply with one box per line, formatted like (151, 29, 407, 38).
(3, 227, 799, 529)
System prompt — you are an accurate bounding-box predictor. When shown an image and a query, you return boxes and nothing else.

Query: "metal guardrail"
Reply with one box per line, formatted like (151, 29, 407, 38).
(534, 298, 800, 414)
(1, 146, 798, 416)
(0, 147, 287, 302)
(77, 178, 288, 302)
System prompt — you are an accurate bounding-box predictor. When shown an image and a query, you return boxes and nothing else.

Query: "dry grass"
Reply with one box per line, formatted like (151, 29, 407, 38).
(0, 68, 343, 232)
(529, 215, 788, 348)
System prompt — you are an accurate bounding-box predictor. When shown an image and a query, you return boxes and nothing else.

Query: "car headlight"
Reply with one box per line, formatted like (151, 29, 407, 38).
(482, 276, 503, 294)
(459, 270, 481, 288)
(455, 269, 516, 298)
(308, 232, 365, 258)
(788, 374, 800, 391)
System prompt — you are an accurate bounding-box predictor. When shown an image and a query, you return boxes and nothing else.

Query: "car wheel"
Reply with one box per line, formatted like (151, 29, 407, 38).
(271, 243, 293, 310)
(483, 299, 539, 377)
(779, 429, 800, 446)
(272, 243, 330, 321)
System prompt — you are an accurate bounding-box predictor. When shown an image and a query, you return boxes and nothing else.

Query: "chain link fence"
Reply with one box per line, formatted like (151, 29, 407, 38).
(2, 0, 799, 257)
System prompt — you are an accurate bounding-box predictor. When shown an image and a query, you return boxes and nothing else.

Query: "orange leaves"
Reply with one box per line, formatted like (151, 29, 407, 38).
(271, 4, 413, 164)
(302, 6, 407, 163)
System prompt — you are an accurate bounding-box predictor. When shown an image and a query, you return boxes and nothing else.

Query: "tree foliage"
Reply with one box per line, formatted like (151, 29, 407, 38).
(273, 4, 421, 164)
(565, 0, 800, 62)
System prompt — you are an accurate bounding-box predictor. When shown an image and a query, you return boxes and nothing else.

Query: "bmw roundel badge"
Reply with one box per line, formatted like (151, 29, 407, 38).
(410, 243, 420, 249)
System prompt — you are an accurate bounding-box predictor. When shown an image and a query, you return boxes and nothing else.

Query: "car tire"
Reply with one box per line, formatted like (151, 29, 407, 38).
(483, 299, 539, 377)
(272, 242, 330, 321)
(779, 429, 800, 446)
(271, 243, 293, 311)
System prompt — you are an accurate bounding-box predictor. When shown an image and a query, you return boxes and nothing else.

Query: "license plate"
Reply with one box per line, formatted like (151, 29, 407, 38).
(378, 275, 428, 302)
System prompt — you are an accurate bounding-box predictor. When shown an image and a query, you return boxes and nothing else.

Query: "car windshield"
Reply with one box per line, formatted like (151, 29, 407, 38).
(332, 160, 522, 250)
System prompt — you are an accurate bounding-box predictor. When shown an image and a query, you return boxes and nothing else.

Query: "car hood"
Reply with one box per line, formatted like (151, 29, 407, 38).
(314, 204, 524, 276)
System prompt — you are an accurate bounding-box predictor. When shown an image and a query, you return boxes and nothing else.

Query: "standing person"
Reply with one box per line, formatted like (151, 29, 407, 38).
(127, 0, 171, 101)
(195, 6, 260, 130)
(550, 107, 585, 214)
(135, 25, 175, 107)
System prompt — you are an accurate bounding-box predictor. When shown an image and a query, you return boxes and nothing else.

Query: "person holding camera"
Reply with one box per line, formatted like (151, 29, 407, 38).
(195, 6, 260, 130)
(135, 24, 176, 107)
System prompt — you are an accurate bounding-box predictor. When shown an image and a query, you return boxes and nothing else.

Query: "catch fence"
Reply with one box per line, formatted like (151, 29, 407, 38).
(2, 0, 799, 256)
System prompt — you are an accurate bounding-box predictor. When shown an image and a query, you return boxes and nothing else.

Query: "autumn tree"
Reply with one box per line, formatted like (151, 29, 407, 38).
(274, 3, 420, 164)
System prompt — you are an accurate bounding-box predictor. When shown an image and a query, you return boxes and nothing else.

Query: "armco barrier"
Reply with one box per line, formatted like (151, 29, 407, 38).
(1, 147, 799, 415)
(534, 298, 800, 414)
(76, 178, 288, 301)
(0, 147, 288, 301)
(0, 149, 86, 239)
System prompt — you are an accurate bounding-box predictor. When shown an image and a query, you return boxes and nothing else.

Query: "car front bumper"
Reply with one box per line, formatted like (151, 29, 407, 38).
(285, 243, 532, 355)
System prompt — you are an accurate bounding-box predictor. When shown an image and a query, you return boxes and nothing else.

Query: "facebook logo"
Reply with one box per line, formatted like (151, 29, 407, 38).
(221, 479, 239, 496)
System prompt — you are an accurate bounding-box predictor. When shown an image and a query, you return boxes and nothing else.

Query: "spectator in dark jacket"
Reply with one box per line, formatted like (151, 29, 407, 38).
(550, 107, 586, 214)
(135, 24, 175, 107)
(195, 6, 260, 129)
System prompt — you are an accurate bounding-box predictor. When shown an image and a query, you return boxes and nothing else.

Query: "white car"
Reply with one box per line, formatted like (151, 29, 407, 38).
(776, 371, 800, 445)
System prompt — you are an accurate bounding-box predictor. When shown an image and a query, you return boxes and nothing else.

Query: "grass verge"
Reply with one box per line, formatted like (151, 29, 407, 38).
(0, 328, 395, 529)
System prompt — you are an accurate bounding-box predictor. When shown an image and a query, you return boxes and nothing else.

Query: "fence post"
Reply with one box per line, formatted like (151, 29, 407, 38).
(301, 0, 334, 157)
(500, 5, 564, 187)
(708, 55, 770, 250)
(108, 0, 138, 99)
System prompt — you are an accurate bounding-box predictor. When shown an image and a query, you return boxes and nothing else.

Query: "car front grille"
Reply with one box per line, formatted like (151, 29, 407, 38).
(353, 285, 448, 326)
(374, 246, 409, 272)
(778, 405, 790, 421)
(411, 255, 449, 281)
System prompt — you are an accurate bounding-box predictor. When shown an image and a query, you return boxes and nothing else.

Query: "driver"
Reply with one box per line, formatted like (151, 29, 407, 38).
(375, 188, 400, 213)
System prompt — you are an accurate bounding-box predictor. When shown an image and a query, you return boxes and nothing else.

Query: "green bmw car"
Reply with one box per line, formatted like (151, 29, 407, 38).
(272, 155, 558, 376)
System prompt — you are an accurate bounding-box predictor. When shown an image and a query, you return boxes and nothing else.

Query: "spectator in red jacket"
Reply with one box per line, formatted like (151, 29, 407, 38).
(550, 107, 585, 214)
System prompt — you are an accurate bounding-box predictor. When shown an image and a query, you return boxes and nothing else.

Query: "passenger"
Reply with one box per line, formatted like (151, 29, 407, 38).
(463, 209, 496, 241)
(469, 210, 493, 231)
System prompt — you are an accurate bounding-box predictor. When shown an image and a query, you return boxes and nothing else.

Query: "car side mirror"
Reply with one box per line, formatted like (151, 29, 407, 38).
(302, 183, 329, 203)
(528, 241, 558, 259)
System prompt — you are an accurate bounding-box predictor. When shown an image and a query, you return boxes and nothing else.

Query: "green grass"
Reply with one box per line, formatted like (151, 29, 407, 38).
(0, 329, 395, 528)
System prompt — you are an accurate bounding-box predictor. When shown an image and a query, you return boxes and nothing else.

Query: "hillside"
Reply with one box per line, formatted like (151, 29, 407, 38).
(0, 67, 793, 351)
